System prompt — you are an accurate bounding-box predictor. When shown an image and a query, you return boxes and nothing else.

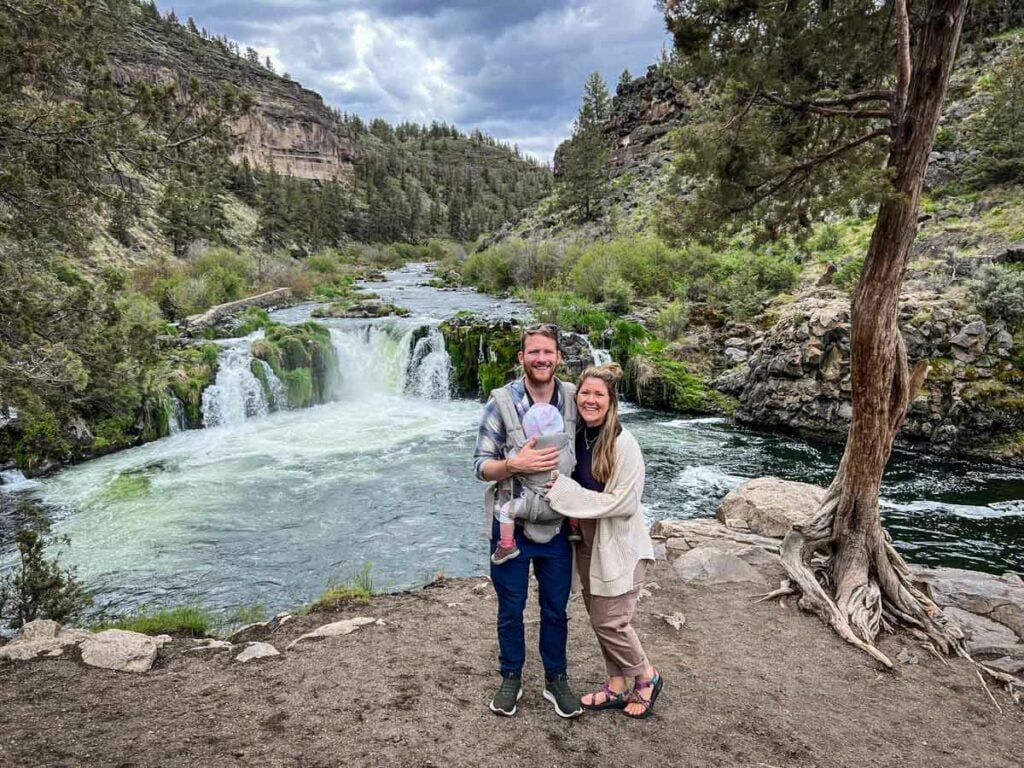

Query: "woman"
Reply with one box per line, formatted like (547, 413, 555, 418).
(544, 362, 662, 718)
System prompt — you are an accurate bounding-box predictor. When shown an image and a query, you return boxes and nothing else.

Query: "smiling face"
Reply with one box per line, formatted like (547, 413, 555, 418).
(519, 333, 560, 387)
(577, 376, 611, 427)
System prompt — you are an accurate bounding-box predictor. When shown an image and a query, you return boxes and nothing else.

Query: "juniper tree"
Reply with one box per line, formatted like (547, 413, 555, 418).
(660, 0, 1022, 696)
(557, 71, 612, 221)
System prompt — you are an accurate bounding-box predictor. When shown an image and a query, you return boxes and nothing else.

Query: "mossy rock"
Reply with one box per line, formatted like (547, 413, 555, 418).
(311, 297, 409, 319)
(254, 321, 337, 408)
(440, 319, 521, 399)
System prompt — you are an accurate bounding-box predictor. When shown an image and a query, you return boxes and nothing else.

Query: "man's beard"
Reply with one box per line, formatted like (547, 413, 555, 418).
(524, 363, 555, 386)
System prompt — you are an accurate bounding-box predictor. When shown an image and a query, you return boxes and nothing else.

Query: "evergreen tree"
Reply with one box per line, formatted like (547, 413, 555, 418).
(617, 68, 632, 92)
(557, 71, 611, 220)
(656, 0, 989, 675)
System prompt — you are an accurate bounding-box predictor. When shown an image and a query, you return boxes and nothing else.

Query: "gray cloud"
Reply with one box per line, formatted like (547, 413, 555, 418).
(165, 0, 669, 161)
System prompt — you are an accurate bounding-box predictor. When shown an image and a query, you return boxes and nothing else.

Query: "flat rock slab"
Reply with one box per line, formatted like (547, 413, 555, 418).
(286, 617, 383, 650)
(80, 630, 158, 673)
(716, 477, 824, 537)
(235, 642, 280, 663)
(914, 566, 1024, 641)
(673, 546, 766, 586)
(0, 625, 94, 663)
(942, 607, 1024, 658)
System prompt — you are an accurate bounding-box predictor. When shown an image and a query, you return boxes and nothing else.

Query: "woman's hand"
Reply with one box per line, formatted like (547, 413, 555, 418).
(510, 437, 559, 474)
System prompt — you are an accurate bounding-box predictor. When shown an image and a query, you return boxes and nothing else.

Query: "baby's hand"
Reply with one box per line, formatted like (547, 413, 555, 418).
(544, 471, 558, 491)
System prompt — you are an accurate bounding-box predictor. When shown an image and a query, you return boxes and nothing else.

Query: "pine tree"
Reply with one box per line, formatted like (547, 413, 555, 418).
(557, 71, 611, 221)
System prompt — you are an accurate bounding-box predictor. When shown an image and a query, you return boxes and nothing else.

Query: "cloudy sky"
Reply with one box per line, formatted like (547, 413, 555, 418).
(165, 0, 671, 163)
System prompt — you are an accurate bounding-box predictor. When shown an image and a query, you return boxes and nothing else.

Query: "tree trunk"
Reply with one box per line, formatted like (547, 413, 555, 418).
(780, 1, 976, 666)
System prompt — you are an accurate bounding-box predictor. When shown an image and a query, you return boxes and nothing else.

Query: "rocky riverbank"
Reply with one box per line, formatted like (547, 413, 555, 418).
(2, 486, 1021, 767)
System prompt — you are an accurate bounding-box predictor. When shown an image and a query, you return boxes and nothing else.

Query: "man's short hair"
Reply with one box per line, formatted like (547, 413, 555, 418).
(521, 323, 560, 352)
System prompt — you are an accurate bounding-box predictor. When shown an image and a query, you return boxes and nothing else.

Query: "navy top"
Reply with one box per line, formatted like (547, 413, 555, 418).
(572, 425, 606, 492)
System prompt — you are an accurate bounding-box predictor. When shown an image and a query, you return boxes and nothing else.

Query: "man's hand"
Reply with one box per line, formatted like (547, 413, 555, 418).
(509, 436, 559, 474)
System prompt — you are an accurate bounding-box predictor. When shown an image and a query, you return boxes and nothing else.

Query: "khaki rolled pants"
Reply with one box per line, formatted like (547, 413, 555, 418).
(577, 550, 650, 678)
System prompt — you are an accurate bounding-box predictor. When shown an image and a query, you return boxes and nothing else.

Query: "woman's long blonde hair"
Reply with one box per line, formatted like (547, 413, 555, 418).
(577, 362, 622, 483)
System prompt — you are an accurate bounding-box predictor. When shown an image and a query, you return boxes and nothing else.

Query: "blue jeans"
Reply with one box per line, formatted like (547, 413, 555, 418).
(490, 517, 573, 678)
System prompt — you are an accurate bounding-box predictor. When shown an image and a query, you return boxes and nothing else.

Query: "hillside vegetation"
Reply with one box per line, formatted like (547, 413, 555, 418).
(0, 0, 550, 473)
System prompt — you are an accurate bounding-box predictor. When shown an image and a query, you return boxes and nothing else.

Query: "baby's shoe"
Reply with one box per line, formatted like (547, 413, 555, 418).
(491, 542, 520, 565)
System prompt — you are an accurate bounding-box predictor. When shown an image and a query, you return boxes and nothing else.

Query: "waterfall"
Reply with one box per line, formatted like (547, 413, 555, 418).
(329, 321, 453, 402)
(201, 340, 273, 428)
(406, 328, 453, 400)
(198, 320, 454, 428)
(168, 396, 186, 435)
(0, 469, 36, 492)
(590, 346, 613, 366)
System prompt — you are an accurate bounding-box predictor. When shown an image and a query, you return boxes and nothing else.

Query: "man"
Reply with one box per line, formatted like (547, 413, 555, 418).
(473, 324, 583, 719)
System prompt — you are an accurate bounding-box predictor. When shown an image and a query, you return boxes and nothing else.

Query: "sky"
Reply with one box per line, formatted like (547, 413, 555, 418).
(164, 0, 671, 163)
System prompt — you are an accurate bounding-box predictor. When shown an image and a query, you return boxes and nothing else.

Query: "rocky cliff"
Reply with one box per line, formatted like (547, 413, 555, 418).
(110, 12, 355, 183)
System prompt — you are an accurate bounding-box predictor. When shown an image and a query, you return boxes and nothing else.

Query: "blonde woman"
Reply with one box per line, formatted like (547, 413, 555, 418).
(544, 363, 662, 718)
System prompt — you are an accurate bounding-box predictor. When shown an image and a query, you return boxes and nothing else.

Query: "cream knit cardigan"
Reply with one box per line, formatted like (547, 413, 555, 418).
(544, 427, 655, 597)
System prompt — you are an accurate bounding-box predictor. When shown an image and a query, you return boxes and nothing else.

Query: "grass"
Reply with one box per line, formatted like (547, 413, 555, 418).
(93, 605, 213, 637)
(307, 561, 377, 612)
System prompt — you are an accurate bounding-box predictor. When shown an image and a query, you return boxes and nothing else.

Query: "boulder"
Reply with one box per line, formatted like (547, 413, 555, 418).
(716, 477, 825, 537)
(672, 546, 765, 585)
(79, 629, 158, 673)
(941, 607, 1024, 657)
(0, 622, 93, 662)
(913, 566, 1024, 641)
(235, 642, 280, 663)
(285, 617, 383, 650)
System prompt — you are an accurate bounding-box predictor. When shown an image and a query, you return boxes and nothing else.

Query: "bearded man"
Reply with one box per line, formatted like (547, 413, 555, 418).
(473, 324, 583, 719)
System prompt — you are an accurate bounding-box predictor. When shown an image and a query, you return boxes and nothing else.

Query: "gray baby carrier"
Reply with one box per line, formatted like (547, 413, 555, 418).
(485, 383, 577, 543)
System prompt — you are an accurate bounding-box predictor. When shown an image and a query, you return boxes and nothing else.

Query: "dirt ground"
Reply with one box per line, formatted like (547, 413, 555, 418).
(1, 561, 1021, 768)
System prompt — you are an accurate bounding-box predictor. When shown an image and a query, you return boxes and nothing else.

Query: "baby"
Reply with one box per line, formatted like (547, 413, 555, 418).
(491, 403, 577, 565)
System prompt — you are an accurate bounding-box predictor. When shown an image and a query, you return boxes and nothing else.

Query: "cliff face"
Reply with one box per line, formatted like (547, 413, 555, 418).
(110, 15, 355, 183)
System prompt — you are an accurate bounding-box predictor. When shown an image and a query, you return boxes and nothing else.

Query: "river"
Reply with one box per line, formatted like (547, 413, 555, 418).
(1, 264, 1022, 618)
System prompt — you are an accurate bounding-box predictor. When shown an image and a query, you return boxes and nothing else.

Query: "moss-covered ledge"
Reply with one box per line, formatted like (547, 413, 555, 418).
(251, 322, 338, 408)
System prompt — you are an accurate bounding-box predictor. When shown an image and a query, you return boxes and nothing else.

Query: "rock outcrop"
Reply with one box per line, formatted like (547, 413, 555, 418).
(713, 293, 1024, 464)
(111, 16, 355, 183)
(717, 477, 824, 537)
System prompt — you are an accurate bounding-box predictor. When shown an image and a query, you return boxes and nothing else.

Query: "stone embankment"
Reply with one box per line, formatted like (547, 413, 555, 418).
(712, 292, 1024, 464)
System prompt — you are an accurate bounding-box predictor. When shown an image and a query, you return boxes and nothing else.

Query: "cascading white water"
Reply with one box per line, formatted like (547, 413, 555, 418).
(591, 347, 613, 365)
(407, 328, 453, 401)
(168, 397, 186, 435)
(201, 340, 273, 427)
(254, 358, 289, 411)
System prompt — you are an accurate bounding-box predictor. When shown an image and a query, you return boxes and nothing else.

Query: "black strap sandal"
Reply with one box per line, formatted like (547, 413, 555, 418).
(581, 682, 627, 710)
(623, 670, 663, 719)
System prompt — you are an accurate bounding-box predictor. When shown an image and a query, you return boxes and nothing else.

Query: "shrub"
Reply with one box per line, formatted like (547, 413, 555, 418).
(969, 263, 1024, 329)
(462, 247, 514, 293)
(0, 527, 91, 629)
(657, 300, 691, 340)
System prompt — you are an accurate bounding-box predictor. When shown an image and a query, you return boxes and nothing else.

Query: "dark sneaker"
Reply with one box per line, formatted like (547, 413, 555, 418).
(491, 542, 520, 565)
(489, 673, 523, 716)
(543, 674, 583, 719)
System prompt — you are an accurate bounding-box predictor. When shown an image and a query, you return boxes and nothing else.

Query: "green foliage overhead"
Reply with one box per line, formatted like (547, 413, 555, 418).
(658, 0, 899, 242)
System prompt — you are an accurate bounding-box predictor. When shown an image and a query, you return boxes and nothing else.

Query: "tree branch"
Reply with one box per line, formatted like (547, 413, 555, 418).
(761, 93, 890, 120)
(732, 126, 890, 213)
(893, 0, 912, 123)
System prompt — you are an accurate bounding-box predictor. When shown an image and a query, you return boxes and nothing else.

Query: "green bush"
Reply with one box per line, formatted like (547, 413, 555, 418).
(657, 300, 691, 340)
(0, 528, 91, 629)
(520, 289, 613, 334)
(463, 248, 514, 293)
(964, 50, 1024, 188)
(969, 263, 1024, 329)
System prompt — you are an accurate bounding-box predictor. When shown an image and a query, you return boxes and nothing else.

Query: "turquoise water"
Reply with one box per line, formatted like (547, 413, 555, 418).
(1, 265, 1021, 617)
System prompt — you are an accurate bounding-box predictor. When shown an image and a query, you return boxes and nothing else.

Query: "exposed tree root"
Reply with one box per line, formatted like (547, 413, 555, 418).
(776, 484, 1024, 705)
